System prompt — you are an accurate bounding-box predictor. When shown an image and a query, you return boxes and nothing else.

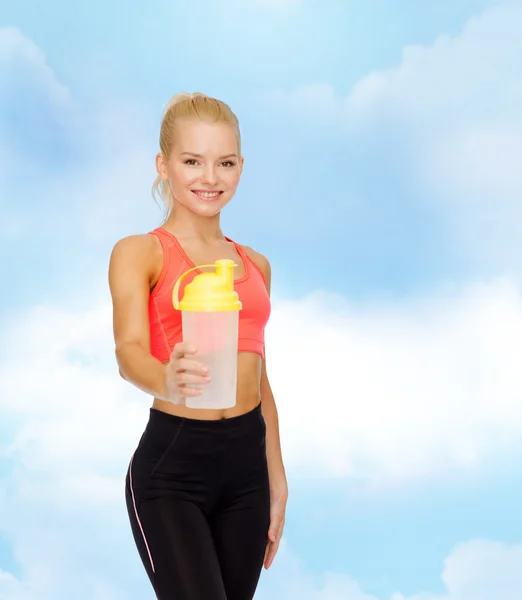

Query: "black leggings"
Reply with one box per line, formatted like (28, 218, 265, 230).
(125, 403, 270, 600)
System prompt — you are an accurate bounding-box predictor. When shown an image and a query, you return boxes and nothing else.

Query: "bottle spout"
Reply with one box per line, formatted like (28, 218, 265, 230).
(215, 259, 236, 291)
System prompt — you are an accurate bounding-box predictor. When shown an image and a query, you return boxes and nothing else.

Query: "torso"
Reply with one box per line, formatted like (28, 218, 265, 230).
(147, 227, 267, 420)
(152, 353, 262, 420)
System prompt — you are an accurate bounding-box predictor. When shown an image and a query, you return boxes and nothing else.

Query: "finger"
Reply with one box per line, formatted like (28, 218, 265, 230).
(264, 541, 270, 565)
(177, 372, 211, 386)
(265, 540, 280, 569)
(165, 380, 201, 398)
(264, 541, 271, 569)
(177, 384, 203, 397)
(268, 516, 283, 542)
(171, 343, 197, 361)
(178, 358, 208, 375)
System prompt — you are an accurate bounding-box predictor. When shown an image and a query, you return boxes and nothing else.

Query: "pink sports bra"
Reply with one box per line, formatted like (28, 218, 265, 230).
(147, 227, 271, 362)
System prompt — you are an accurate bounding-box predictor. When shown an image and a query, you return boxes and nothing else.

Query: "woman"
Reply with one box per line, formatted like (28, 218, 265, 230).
(108, 92, 287, 600)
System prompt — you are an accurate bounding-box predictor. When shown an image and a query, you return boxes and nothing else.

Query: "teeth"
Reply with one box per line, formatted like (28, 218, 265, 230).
(194, 191, 220, 198)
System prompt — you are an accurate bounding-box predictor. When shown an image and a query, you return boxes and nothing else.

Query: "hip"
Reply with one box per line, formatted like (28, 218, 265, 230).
(128, 402, 268, 508)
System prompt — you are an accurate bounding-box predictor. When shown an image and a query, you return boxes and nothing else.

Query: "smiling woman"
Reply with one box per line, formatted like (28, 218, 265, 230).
(151, 92, 243, 221)
(108, 92, 287, 600)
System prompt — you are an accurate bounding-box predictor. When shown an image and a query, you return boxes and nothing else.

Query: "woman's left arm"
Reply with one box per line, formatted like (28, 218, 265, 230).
(242, 246, 288, 569)
(260, 348, 288, 569)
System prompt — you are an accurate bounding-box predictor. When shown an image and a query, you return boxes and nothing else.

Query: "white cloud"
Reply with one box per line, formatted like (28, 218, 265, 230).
(256, 541, 378, 600)
(0, 26, 72, 204)
(0, 299, 155, 599)
(0, 570, 26, 600)
(257, 539, 522, 600)
(269, 2, 522, 272)
(346, 3, 522, 123)
(269, 275, 522, 483)
(394, 539, 522, 600)
(0, 26, 70, 105)
(1, 275, 522, 596)
(0, 26, 159, 242)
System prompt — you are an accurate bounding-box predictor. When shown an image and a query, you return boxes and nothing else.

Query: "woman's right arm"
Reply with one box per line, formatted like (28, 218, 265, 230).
(108, 234, 169, 401)
(108, 234, 209, 403)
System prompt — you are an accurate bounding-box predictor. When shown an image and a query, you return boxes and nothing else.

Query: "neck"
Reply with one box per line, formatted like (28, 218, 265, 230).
(162, 203, 224, 243)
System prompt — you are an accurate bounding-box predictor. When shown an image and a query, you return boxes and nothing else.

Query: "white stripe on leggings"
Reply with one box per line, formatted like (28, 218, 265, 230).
(129, 453, 155, 574)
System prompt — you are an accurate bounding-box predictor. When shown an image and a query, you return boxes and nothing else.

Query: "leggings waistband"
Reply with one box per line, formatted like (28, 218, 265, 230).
(148, 402, 263, 432)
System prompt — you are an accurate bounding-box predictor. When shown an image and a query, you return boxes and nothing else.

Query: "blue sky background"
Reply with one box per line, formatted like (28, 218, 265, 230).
(1, 0, 522, 598)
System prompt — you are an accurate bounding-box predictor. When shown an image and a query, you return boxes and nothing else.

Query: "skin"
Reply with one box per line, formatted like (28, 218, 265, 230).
(108, 117, 287, 570)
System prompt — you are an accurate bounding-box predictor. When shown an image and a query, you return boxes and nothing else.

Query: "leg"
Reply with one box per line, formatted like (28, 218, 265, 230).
(210, 491, 270, 600)
(126, 489, 227, 600)
(209, 404, 271, 599)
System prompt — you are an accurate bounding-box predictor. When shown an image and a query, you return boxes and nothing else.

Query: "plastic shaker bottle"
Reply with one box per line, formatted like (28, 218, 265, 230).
(172, 259, 242, 409)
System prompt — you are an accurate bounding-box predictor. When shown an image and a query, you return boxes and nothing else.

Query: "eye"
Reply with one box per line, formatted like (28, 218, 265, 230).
(221, 161, 236, 167)
(184, 159, 199, 166)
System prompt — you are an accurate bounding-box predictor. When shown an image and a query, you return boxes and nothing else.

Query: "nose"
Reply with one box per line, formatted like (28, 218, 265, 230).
(201, 165, 218, 186)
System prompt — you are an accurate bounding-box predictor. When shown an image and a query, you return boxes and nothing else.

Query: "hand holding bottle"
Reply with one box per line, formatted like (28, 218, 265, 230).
(165, 342, 211, 405)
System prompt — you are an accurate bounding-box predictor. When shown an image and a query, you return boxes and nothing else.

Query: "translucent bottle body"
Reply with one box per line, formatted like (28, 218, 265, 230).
(182, 310, 238, 409)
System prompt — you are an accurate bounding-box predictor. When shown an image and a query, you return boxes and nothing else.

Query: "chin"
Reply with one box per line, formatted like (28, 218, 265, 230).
(193, 205, 224, 218)
(180, 193, 231, 217)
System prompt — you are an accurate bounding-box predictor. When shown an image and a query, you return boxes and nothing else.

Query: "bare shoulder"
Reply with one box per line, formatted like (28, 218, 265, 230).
(110, 233, 160, 263)
(239, 244, 271, 288)
(109, 233, 163, 288)
(108, 234, 163, 354)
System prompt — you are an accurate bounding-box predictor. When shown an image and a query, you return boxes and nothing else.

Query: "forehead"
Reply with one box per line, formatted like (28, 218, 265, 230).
(173, 118, 238, 153)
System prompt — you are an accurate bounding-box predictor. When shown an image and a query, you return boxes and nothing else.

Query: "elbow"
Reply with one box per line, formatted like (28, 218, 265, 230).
(115, 346, 128, 381)
(115, 340, 147, 382)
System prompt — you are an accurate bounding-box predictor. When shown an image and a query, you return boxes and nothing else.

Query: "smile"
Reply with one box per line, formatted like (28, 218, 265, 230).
(192, 190, 223, 200)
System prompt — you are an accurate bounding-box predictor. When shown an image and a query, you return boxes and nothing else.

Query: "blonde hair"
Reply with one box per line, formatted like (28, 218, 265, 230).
(152, 92, 242, 221)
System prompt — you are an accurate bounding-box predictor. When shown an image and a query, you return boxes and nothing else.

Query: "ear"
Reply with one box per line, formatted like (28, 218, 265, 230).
(239, 155, 245, 175)
(156, 153, 169, 180)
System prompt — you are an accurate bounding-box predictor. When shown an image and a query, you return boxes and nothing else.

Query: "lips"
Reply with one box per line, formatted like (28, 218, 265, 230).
(191, 190, 224, 200)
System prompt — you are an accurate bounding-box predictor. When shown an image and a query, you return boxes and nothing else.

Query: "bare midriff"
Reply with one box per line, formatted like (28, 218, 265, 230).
(152, 352, 262, 420)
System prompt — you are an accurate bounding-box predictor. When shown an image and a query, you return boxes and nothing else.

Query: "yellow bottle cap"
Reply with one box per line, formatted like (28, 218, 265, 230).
(172, 259, 242, 312)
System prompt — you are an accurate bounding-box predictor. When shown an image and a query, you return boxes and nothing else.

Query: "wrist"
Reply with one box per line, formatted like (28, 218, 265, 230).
(269, 474, 288, 500)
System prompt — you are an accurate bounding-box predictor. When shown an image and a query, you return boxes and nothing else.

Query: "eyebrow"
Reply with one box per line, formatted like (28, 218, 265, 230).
(180, 152, 238, 160)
